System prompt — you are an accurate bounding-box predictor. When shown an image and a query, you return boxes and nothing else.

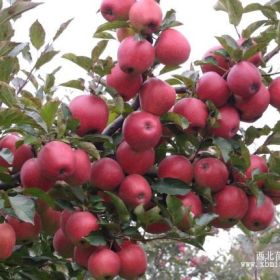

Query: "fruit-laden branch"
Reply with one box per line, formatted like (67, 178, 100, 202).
(263, 45, 280, 63)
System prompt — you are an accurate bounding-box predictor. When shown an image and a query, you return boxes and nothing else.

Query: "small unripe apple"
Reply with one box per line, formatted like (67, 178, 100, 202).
(155, 28, 191, 65)
(37, 141, 75, 181)
(194, 157, 228, 192)
(116, 141, 155, 175)
(118, 174, 152, 207)
(0, 223, 16, 260)
(123, 111, 162, 151)
(91, 157, 124, 191)
(88, 248, 121, 279)
(53, 228, 74, 258)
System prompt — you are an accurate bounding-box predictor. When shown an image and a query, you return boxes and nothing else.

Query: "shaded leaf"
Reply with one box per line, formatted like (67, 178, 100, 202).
(152, 178, 191, 195)
(0, 56, 19, 82)
(0, 148, 13, 164)
(245, 125, 271, 145)
(213, 137, 233, 162)
(166, 195, 184, 225)
(0, 81, 17, 106)
(40, 100, 60, 130)
(135, 205, 163, 226)
(161, 112, 189, 130)
(29, 20, 45, 49)
(84, 231, 107, 246)
(23, 188, 55, 208)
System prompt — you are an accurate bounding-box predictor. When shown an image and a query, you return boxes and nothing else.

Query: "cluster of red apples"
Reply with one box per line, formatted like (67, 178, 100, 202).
(1, 0, 280, 279)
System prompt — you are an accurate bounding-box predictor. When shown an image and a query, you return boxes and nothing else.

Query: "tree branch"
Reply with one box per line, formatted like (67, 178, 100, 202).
(263, 46, 280, 63)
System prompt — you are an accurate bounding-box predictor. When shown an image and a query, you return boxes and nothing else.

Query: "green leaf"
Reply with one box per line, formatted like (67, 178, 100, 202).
(161, 112, 189, 130)
(242, 20, 267, 38)
(242, 42, 266, 60)
(244, 3, 277, 19)
(29, 20, 45, 49)
(94, 31, 115, 40)
(213, 137, 233, 162)
(134, 205, 163, 226)
(215, 0, 243, 26)
(195, 213, 218, 227)
(0, 21, 14, 40)
(23, 188, 55, 208)
(215, 35, 242, 61)
(0, 1, 42, 25)
(92, 40, 108, 63)
(94, 20, 128, 34)
(268, 152, 280, 174)
(83, 231, 107, 246)
(75, 141, 100, 160)
(0, 56, 19, 82)
(62, 53, 92, 71)
(40, 100, 60, 130)
(0, 148, 13, 165)
(159, 64, 181, 75)
(104, 191, 130, 223)
(0, 81, 17, 106)
(59, 79, 85, 91)
(152, 178, 191, 195)
(166, 195, 184, 225)
(35, 50, 59, 70)
(53, 18, 73, 41)
(25, 110, 48, 132)
(245, 125, 271, 145)
(160, 9, 182, 30)
(9, 195, 35, 224)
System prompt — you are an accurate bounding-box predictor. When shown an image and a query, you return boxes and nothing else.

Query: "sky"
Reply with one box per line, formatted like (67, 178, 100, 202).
(9, 0, 279, 259)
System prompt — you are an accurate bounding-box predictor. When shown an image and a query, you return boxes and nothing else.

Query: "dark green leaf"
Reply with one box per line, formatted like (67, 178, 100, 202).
(215, 35, 242, 61)
(35, 50, 59, 69)
(84, 231, 107, 246)
(94, 20, 128, 34)
(44, 73, 55, 93)
(0, 81, 17, 106)
(92, 40, 108, 63)
(160, 9, 182, 30)
(62, 53, 92, 71)
(40, 100, 60, 130)
(242, 20, 267, 38)
(9, 195, 35, 224)
(166, 195, 184, 225)
(268, 152, 280, 174)
(75, 141, 100, 160)
(213, 137, 233, 162)
(0, 21, 14, 40)
(152, 178, 191, 195)
(0, 56, 19, 82)
(161, 112, 189, 130)
(59, 79, 85, 91)
(104, 191, 130, 222)
(159, 64, 181, 75)
(242, 42, 266, 60)
(134, 205, 163, 226)
(245, 125, 271, 145)
(29, 20, 45, 49)
(23, 188, 55, 208)
(94, 31, 115, 40)
(53, 18, 73, 41)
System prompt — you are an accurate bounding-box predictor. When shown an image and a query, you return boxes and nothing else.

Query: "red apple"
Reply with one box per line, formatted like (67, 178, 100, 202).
(37, 141, 75, 181)
(100, 0, 135, 21)
(194, 157, 228, 192)
(40, 207, 61, 235)
(140, 78, 176, 116)
(66, 149, 91, 186)
(74, 246, 96, 268)
(20, 158, 56, 191)
(227, 61, 262, 98)
(212, 185, 248, 228)
(116, 141, 155, 175)
(60, 209, 74, 234)
(241, 195, 275, 231)
(129, 0, 162, 34)
(88, 248, 121, 279)
(155, 28, 191, 65)
(118, 241, 147, 279)
(0, 223, 16, 260)
(145, 221, 171, 234)
(118, 174, 152, 207)
(234, 84, 270, 122)
(64, 211, 99, 244)
(117, 36, 155, 74)
(211, 105, 240, 139)
(69, 94, 109, 136)
(196, 71, 231, 107)
(53, 228, 74, 258)
(173, 97, 208, 130)
(158, 155, 193, 184)
(123, 111, 162, 151)
(7, 213, 41, 242)
(90, 157, 124, 191)
(269, 77, 280, 109)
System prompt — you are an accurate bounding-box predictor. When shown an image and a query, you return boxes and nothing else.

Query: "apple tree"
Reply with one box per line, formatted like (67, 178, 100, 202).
(1, 0, 280, 279)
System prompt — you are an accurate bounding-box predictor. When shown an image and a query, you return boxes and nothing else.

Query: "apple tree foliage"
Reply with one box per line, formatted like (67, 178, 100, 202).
(1, 0, 280, 279)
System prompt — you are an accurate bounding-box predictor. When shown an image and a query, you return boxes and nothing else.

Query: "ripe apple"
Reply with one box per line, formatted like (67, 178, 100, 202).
(60, 209, 73, 234)
(118, 241, 147, 279)
(64, 211, 99, 244)
(116, 27, 135, 42)
(117, 36, 155, 74)
(234, 84, 270, 122)
(53, 228, 74, 258)
(69, 94, 109, 136)
(173, 97, 208, 130)
(201, 46, 231, 76)
(129, 0, 162, 34)
(74, 245, 96, 268)
(194, 157, 228, 192)
(196, 71, 231, 107)
(269, 77, 280, 109)
(212, 185, 248, 228)
(7, 213, 41, 242)
(145, 221, 171, 234)
(90, 157, 124, 191)
(0, 133, 33, 171)
(100, 0, 135, 21)
(20, 158, 56, 191)
(123, 111, 162, 151)
(139, 78, 176, 116)
(158, 155, 193, 184)
(40, 207, 61, 235)
(177, 191, 202, 230)
(37, 141, 75, 181)
(116, 141, 155, 175)
(0, 223, 16, 260)
(241, 195, 275, 231)
(118, 174, 152, 207)
(66, 149, 91, 186)
(211, 105, 240, 139)
(106, 63, 143, 101)
(155, 28, 191, 65)
(264, 189, 280, 205)
(227, 61, 262, 98)
(88, 248, 121, 279)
